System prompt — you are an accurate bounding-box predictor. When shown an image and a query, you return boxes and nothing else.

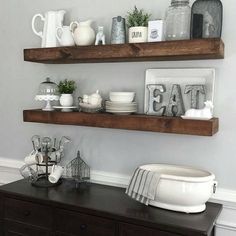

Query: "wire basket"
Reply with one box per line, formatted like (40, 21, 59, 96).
(65, 151, 90, 186)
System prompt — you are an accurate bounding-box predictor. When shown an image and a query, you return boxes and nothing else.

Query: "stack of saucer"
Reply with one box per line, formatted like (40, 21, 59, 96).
(106, 92, 137, 115)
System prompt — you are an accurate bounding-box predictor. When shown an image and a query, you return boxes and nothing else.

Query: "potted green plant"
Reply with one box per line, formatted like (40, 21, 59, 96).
(127, 6, 151, 43)
(58, 79, 77, 107)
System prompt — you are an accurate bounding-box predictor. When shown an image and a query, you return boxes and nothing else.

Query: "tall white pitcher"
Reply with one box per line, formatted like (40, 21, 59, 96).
(32, 10, 66, 48)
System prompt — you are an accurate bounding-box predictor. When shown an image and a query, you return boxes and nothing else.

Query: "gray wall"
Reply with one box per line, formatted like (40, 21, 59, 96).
(0, 0, 235, 189)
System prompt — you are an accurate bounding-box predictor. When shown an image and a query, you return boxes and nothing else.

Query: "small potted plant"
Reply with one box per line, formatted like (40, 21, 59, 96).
(127, 6, 151, 43)
(58, 79, 77, 107)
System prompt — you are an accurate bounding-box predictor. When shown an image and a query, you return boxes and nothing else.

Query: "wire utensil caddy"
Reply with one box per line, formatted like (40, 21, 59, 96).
(32, 139, 59, 188)
(20, 135, 71, 188)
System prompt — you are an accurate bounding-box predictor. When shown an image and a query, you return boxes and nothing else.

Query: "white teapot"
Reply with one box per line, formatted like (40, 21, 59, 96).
(83, 90, 102, 107)
(70, 20, 95, 46)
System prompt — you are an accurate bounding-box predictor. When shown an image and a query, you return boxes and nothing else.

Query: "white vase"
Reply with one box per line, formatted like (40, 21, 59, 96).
(60, 94, 73, 107)
(128, 26, 148, 43)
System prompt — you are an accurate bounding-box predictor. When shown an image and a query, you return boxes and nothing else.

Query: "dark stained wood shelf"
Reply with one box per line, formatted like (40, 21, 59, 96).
(24, 38, 224, 64)
(23, 109, 219, 136)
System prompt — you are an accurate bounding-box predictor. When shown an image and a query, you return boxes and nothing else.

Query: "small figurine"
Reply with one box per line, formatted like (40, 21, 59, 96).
(95, 26, 106, 45)
(182, 101, 213, 120)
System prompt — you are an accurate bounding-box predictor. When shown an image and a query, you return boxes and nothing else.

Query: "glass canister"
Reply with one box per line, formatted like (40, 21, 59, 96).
(165, 0, 191, 40)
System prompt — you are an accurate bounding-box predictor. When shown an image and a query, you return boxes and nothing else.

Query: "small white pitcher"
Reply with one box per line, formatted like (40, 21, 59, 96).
(70, 20, 95, 46)
(56, 26, 75, 47)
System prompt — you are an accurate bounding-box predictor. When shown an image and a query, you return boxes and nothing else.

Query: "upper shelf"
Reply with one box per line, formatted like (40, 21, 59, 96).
(24, 38, 224, 64)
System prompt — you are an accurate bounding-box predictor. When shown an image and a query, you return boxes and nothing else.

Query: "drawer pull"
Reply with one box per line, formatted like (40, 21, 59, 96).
(80, 224, 87, 230)
(24, 211, 31, 217)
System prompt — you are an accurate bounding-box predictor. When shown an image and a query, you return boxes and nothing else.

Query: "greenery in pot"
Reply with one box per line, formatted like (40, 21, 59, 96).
(58, 79, 77, 94)
(127, 6, 151, 28)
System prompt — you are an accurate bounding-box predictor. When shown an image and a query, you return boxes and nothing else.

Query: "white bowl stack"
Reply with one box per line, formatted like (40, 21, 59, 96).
(106, 92, 137, 115)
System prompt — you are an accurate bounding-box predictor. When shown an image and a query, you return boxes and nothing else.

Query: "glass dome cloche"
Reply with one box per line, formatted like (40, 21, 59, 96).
(35, 77, 60, 111)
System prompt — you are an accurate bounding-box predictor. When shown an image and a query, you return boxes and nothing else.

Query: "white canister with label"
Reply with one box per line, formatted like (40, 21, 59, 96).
(128, 26, 148, 43)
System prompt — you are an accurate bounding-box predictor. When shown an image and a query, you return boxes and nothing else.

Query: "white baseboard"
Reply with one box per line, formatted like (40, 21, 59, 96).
(0, 166, 22, 186)
(90, 170, 130, 188)
(0, 157, 24, 169)
(0, 157, 236, 235)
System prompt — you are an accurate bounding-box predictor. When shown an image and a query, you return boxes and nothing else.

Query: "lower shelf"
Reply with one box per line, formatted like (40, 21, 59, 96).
(23, 110, 219, 136)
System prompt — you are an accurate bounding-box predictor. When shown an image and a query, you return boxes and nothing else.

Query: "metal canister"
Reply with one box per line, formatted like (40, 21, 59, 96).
(111, 16, 126, 44)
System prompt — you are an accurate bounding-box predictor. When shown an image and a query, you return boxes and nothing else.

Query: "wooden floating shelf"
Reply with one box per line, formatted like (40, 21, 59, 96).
(23, 110, 219, 136)
(24, 38, 224, 64)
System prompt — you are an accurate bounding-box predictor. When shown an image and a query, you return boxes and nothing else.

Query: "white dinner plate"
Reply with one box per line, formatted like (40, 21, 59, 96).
(106, 101, 137, 105)
(53, 106, 77, 109)
(106, 105, 137, 109)
(181, 116, 212, 121)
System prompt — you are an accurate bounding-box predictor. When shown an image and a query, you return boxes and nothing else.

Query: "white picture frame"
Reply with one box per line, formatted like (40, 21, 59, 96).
(144, 68, 215, 115)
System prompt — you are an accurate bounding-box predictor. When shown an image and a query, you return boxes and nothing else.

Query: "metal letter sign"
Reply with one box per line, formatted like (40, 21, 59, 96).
(184, 85, 206, 109)
(146, 84, 166, 115)
(166, 84, 185, 117)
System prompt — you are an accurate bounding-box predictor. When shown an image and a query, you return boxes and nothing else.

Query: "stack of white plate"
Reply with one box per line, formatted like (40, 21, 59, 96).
(106, 101, 137, 115)
(106, 92, 137, 115)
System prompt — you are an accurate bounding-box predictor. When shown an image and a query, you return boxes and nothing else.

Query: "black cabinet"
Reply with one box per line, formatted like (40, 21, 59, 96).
(119, 223, 178, 236)
(0, 221, 3, 236)
(55, 208, 116, 236)
(4, 198, 52, 229)
(0, 180, 222, 236)
(4, 220, 51, 236)
(3, 197, 52, 236)
(0, 194, 3, 219)
(0, 194, 3, 236)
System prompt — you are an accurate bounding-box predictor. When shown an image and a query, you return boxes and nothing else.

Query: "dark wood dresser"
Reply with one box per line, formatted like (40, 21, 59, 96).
(0, 179, 222, 236)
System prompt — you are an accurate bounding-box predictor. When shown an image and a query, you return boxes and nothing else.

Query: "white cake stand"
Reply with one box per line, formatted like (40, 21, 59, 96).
(35, 95, 60, 111)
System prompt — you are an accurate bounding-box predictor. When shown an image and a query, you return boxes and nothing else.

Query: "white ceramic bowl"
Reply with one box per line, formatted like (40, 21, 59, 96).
(139, 164, 216, 213)
(109, 92, 135, 103)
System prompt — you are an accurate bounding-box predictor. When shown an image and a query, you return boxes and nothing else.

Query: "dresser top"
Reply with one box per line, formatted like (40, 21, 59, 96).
(0, 179, 222, 235)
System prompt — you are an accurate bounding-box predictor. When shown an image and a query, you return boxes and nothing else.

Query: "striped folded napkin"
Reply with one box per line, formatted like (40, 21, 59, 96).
(125, 167, 161, 205)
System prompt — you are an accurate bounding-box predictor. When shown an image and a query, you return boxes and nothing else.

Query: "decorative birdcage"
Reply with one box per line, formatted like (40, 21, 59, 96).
(65, 151, 90, 187)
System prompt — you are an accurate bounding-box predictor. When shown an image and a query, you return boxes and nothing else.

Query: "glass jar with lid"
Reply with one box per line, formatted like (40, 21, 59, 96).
(35, 78, 60, 111)
(165, 0, 191, 41)
(37, 77, 59, 96)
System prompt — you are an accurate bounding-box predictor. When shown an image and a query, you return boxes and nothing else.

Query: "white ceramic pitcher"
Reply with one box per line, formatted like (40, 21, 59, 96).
(56, 26, 75, 47)
(32, 10, 66, 47)
(70, 20, 95, 46)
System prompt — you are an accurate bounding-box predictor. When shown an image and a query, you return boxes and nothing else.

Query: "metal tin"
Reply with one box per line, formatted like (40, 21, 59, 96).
(111, 16, 126, 44)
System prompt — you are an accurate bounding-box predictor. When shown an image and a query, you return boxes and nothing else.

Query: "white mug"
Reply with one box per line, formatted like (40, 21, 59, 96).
(24, 151, 43, 165)
(56, 26, 75, 47)
(49, 165, 64, 184)
(49, 150, 61, 162)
